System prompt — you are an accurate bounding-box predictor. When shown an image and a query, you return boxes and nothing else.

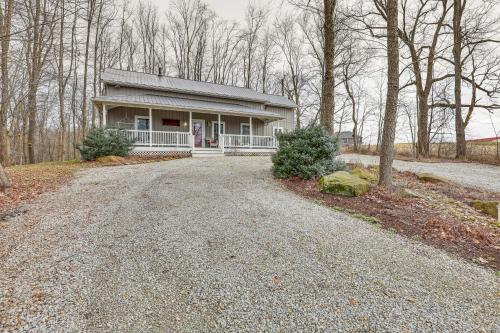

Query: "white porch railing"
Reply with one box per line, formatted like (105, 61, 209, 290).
(125, 130, 191, 147)
(222, 134, 277, 149)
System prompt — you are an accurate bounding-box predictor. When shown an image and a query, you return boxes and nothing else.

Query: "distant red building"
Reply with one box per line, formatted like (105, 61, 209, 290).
(467, 136, 500, 143)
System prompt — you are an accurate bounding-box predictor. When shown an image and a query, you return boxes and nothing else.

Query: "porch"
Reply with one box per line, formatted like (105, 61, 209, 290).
(93, 94, 284, 154)
(123, 130, 278, 153)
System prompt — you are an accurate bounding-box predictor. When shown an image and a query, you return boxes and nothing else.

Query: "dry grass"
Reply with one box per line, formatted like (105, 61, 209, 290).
(0, 155, 184, 215)
(348, 142, 500, 165)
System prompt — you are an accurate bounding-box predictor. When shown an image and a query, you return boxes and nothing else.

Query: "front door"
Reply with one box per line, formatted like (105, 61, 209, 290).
(192, 119, 205, 148)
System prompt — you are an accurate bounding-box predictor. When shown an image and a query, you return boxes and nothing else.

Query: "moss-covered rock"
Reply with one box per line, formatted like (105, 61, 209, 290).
(472, 200, 499, 219)
(350, 167, 377, 183)
(417, 172, 450, 184)
(318, 171, 370, 197)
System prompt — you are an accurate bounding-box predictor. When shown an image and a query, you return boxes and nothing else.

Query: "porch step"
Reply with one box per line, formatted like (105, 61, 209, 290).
(191, 149, 224, 158)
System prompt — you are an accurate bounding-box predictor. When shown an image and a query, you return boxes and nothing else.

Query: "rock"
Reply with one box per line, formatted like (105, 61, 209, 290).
(402, 188, 421, 198)
(318, 171, 370, 197)
(350, 167, 377, 183)
(472, 200, 499, 219)
(417, 172, 450, 184)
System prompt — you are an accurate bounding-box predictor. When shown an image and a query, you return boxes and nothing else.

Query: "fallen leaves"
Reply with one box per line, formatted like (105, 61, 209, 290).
(280, 169, 500, 269)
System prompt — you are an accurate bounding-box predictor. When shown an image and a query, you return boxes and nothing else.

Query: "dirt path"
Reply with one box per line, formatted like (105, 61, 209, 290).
(0, 157, 498, 332)
(341, 153, 500, 192)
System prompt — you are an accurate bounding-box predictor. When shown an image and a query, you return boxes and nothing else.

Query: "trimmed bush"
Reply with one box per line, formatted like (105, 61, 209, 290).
(272, 125, 343, 179)
(76, 128, 133, 161)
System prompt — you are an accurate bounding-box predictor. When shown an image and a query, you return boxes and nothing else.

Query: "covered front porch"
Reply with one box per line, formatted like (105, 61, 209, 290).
(93, 95, 283, 154)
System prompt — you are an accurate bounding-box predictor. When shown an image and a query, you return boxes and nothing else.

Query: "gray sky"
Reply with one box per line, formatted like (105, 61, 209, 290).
(141, 0, 500, 140)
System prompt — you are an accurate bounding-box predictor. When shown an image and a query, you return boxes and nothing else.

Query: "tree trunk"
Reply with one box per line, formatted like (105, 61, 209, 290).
(453, 0, 466, 159)
(0, 163, 10, 192)
(319, 0, 336, 136)
(81, 2, 94, 139)
(0, 0, 14, 166)
(416, 95, 430, 157)
(378, 0, 399, 187)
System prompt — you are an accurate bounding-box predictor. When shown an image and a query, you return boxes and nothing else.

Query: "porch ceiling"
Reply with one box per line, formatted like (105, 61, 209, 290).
(93, 94, 285, 121)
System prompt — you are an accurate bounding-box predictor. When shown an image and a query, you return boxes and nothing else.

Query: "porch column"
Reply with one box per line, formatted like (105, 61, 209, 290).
(189, 111, 194, 149)
(149, 108, 153, 147)
(249, 116, 253, 147)
(218, 113, 223, 152)
(102, 104, 107, 128)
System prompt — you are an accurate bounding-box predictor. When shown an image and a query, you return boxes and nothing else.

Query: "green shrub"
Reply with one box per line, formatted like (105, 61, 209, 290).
(272, 125, 343, 179)
(76, 128, 133, 161)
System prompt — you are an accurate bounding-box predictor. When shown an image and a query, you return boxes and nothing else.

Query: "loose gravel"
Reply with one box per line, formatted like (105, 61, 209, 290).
(0, 157, 498, 332)
(341, 153, 500, 192)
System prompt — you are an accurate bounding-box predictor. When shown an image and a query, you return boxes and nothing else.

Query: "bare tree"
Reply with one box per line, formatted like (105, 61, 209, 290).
(319, 0, 336, 135)
(274, 15, 311, 128)
(378, 0, 399, 187)
(167, 0, 213, 80)
(0, 0, 14, 165)
(81, 0, 98, 139)
(242, 3, 267, 89)
(23, 0, 58, 163)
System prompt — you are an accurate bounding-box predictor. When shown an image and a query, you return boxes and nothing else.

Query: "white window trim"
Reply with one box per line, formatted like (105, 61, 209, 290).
(211, 121, 226, 139)
(273, 126, 284, 136)
(135, 115, 150, 130)
(240, 123, 250, 135)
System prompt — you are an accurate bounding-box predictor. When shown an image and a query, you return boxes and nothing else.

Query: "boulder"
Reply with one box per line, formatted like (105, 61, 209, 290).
(350, 167, 377, 183)
(472, 200, 499, 219)
(318, 171, 370, 197)
(417, 172, 450, 184)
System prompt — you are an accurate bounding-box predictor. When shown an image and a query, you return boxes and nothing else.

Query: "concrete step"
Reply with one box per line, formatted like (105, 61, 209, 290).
(192, 149, 224, 158)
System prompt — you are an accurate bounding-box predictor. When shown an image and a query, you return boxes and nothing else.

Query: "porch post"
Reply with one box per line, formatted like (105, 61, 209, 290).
(218, 113, 223, 152)
(149, 108, 153, 147)
(102, 104, 107, 128)
(189, 111, 194, 149)
(249, 116, 253, 148)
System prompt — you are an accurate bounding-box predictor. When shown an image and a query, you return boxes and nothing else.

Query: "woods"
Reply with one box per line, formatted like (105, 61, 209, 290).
(0, 0, 498, 167)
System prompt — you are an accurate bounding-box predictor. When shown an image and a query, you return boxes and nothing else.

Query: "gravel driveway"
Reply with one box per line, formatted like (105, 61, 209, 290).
(341, 153, 500, 192)
(1, 157, 498, 332)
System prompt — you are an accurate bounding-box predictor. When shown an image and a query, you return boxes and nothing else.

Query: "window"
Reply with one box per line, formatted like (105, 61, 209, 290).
(273, 126, 284, 136)
(135, 116, 150, 130)
(212, 121, 225, 141)
(241, 123, 250, 135)
(162, 118, 180, 127)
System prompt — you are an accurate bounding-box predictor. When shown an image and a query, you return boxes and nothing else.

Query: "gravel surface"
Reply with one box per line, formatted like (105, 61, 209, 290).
(341, 153, 500, 192)
(1, 157, 498, 332)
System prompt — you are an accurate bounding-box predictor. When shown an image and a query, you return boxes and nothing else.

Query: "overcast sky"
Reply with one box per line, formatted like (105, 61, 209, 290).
(140, 0, 500, 140)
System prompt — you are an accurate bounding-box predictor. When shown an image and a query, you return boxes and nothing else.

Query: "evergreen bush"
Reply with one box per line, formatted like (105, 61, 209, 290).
(76, 128, 133, 161)
(272, 125, 343, 179)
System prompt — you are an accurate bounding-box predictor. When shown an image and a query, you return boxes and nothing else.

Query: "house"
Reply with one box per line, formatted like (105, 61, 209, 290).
(337, 131, 361, 148)
(92, 68, 297, 156)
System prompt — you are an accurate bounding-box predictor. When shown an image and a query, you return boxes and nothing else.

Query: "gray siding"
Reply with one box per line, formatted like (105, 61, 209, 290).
(262, 106, 296, 136)
(104, 83, 296, 134)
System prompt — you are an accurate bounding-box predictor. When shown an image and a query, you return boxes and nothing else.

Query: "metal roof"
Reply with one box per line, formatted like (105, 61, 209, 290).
(101, 68, 297, 108)
(93, 94, 285, 120)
